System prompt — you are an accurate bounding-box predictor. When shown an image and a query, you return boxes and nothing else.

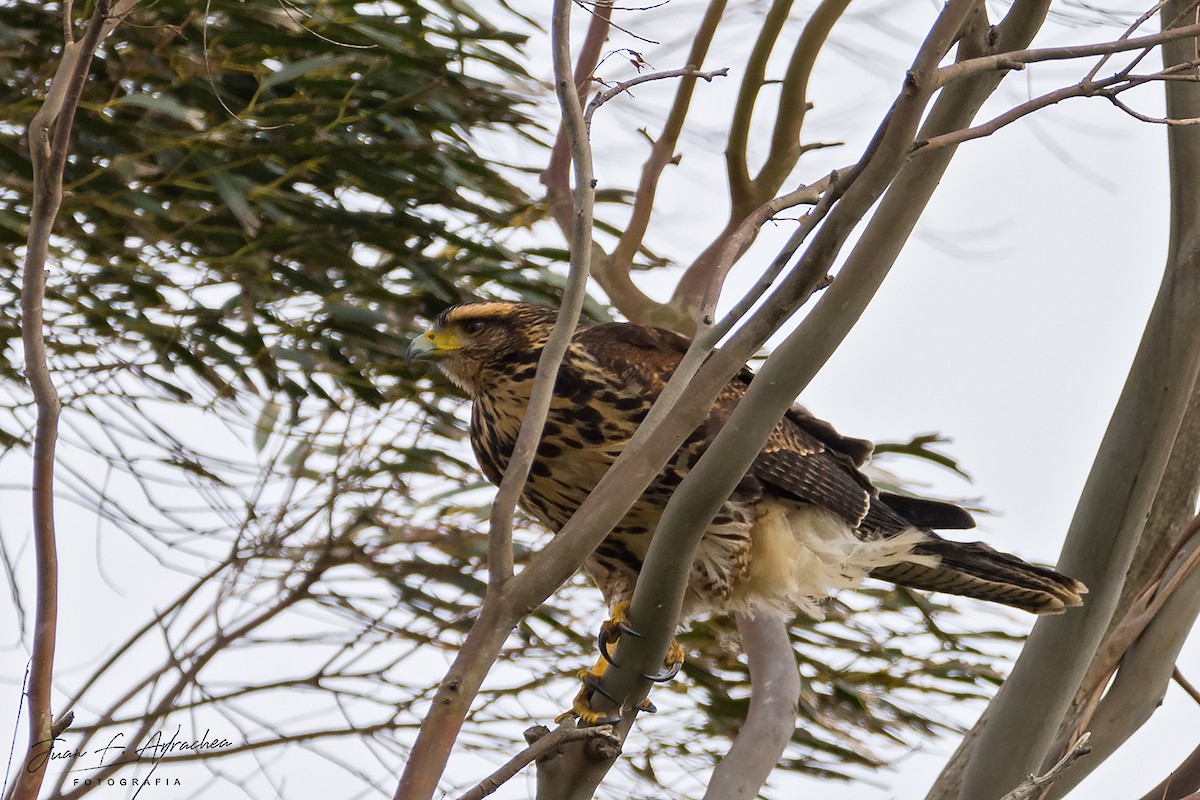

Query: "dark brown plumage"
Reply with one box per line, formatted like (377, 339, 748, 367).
(407, 300, 1086, 620)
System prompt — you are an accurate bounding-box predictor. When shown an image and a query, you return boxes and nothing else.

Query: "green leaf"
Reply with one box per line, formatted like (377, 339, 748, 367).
(253, 400, 282, 452)
(260, 54, 357, 91)
(113, 94, 203, 129)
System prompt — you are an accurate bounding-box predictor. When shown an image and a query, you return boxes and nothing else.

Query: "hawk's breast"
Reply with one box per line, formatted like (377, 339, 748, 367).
(469, 345, 658, 532)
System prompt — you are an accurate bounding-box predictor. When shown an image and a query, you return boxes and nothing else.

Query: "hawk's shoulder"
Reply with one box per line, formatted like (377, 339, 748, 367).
(573, 321, 690, 392)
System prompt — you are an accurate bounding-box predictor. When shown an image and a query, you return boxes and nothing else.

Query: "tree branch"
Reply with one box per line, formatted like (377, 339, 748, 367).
(725, 0, 795, 213)
(935, 20, 1200, 86)
(760, 0, 852, 201)
(394, 0, 600, 795)
(702, 613, 800, 799)
(996, 733, 1092, 800)
(680, 0, 850, 323)
(604, 0, 729, 327)
(1175, 666, 1200, 706)
(917, 64, 1200, 155)
(955, 4, 1200, 795)
(5, 3, 139, 799)
(455, 725, 618, 800)
(584, 66, 729, 125)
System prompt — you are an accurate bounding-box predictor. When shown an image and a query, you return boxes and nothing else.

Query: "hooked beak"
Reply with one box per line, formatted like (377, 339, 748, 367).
(406, 329, 459, 363)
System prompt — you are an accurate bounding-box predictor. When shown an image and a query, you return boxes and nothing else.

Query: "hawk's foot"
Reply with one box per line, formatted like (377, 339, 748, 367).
(554, 657, 622, 726)
(554, 603, 685, 725)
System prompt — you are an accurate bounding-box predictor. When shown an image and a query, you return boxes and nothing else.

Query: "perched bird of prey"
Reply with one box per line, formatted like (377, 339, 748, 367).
(408, 301, 1085, 719)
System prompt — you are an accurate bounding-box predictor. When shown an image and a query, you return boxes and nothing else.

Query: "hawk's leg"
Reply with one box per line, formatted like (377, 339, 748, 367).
(557, 601, 686, 725)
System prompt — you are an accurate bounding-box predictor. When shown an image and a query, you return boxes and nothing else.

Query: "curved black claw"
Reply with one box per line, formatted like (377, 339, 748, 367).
(597, 618, 643, 669)
(637, 698, 658, 714)
(644, 659, 682, 683)
(580, 672, 620, 705)
(617, 619, 642, 637)
(597, 626, 620, 668)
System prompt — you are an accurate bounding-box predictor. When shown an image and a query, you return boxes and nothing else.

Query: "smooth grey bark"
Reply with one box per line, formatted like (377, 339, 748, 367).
(955, 5, 1200, 797)
(1044, 526, 1200, 798)
(702, 614, 802, 799)
(1037, 12, 1200, 793)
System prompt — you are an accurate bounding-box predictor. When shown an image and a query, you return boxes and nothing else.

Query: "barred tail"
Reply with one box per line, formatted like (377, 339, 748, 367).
(870, 536, 1087, 614)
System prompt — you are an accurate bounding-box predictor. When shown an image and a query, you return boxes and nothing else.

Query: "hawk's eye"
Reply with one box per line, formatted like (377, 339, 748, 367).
(463, 321, 485, 335)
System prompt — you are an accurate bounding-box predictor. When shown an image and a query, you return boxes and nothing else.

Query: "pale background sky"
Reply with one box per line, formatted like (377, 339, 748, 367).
(3, 1, 1198, 799)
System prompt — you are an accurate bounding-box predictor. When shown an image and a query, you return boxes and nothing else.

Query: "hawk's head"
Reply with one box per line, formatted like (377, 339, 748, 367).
(406, 301, 563, 394)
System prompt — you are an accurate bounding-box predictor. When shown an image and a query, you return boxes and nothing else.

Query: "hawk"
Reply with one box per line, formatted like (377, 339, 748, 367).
(408, 301, 1085, 719)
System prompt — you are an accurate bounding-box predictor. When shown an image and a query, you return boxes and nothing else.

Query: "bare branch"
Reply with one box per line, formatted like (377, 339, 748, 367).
(918, 66, 1200, 154)
(674, 0, 850, 323)
(935, 21, 1200, 86)
(584, 66, 729, 125)
(688, 179, 828, 324)
(1175, 666, 1200, 706)
(702, 614, 800, 799)
(455, 725, 618, 800)
(394, 0, 600, 795)
(725, 0, 795, 212)
(6, 3, 140, 799)
(604, 0, 728, 322)
(761, 0, 852, 200)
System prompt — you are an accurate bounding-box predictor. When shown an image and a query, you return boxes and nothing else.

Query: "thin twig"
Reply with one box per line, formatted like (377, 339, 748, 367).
(583, 66, 728, 125)
(1083, 0, 1171, 82)
(455, 726, 617, 800)
(997, 733, 1092, 800)
(916, 66, 1200, 153)
(936, 21, 1200, 85)
(1174, 666, 1200, 706)
(1107, 91, 1200, 125)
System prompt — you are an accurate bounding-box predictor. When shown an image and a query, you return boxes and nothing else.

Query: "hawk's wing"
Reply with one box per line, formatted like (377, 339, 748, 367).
(576, 321, 974, 534)
(578, 322, 889, 527)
